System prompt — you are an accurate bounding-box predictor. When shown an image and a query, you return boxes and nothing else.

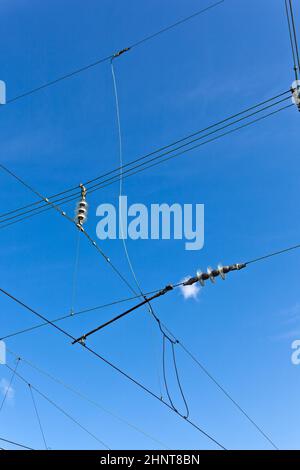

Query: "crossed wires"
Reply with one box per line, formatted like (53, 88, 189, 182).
(285, 0, 300, 82)
(5, 348, 169, 449)
(2, 1, 224, 105)
(0, 286, 227, 450)
(0, 437, 34, 450)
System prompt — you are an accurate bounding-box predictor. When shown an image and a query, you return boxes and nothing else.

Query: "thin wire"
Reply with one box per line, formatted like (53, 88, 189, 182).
(110, 57, 163, 398)
(128, 1, 224, 48)
(162, 335, 178, 412)
(177, 342, 278, 449)
(245, 242, 300, 266)
(0, 286, 226, 450)
(0, 98, 292, 232)
(0, 162, 142, 300)
(5, 55, 113, 104)
(1, 230, 292, 448)
(0, 289, 162, 341)
(6, 364, 110, 450)
(3, 1, 223, 105)
(285, 0, 299, 81)
(0, 437, 34, 450)
(7, 348, 169, 449)
(28, 384, 48, 450)
(171, 342, 190, 419)
(0, 357, 20, 413)
(84, 97, 292, 191)
(0, 90, 291, 226)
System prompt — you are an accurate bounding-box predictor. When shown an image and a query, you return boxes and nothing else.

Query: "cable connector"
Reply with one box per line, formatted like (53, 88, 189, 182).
(113, 47, 131, 59)
(182, 262, 246, 288)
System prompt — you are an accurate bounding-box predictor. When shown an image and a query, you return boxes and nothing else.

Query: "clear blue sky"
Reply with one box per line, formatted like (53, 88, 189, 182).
(0, 0, 299, 450)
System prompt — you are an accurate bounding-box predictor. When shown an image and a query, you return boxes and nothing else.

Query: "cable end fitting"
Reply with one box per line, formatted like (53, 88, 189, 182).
(113, 47, 131, 59)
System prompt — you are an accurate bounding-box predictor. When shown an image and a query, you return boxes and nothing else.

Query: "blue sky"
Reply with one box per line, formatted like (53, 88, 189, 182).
(0, 0, 299, 450)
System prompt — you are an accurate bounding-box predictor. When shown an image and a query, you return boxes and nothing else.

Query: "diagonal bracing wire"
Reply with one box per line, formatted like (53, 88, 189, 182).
(0, 163, 140, 298)
(28, 384, 48, 450)
(5, 363, 110, 450)
(288, 1, 300, 73)
(285, 0, 299, 81)
(0, 102, 293, 231)
(0, 290, 162, 341)
(7, 348, 169, 449)
(69, 238, 300, 448)
(3, 233, 297, 449)
(3, 1, 224, 105)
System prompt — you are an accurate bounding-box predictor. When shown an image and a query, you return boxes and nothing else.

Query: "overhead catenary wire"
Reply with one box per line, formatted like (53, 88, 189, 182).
(285, 0, 299, 81)
(28, 384, 48, 450)
(244, 242, 300, 266)
(6, 349, 170, 449)
(1, 236, 288, 449)
(0, 92, 293, 229)
(177, 342, 279, 450)
(5, 363, 111, 450)
(3, 1, 224, 105)
(2, 238, 298, 447)
(0, 289, 163, 341)
(70, 230, 81, 315)
(0, 0, 290, 452)
(0, 286, 226, 450)
(110, 56, 164, 398)
(0, 89, 291, 222)
(0, 163, 141, 298)
(288, 0, 300, 72)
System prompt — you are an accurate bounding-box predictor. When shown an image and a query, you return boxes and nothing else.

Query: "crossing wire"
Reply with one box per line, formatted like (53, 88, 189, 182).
(0, 357, 20, 413)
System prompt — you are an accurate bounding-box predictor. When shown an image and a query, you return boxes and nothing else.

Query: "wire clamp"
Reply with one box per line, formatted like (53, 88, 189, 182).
(113, 47, 131, 59)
